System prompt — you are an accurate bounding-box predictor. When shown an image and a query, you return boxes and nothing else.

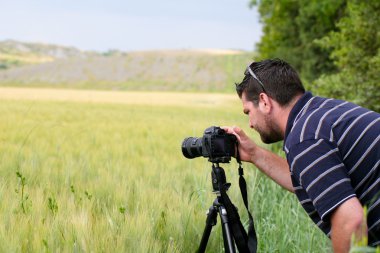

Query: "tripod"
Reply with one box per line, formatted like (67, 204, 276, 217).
(197, 163, 237, 253)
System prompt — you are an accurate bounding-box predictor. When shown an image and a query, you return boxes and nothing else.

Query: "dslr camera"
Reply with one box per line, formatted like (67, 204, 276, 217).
(181, 126, 237, 163)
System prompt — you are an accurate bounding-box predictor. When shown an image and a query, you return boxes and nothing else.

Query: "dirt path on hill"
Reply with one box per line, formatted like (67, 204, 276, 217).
(0, 87, 238, 107)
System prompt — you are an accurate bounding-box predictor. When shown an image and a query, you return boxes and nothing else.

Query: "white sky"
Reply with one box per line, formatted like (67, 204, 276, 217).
(0, 0, 262, 52)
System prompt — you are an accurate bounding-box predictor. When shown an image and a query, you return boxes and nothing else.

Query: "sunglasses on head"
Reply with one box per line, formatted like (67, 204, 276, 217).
(244, 64, 266, 93)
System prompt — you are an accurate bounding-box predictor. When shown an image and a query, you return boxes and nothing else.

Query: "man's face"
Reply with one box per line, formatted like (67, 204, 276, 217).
(241, 92, 282, 144)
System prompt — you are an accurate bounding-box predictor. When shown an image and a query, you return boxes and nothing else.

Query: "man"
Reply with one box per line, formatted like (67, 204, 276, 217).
(224, 59, 380, 252)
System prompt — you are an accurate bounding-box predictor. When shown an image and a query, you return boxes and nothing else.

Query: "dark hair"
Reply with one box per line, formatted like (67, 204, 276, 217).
(236, 58, 305, 106)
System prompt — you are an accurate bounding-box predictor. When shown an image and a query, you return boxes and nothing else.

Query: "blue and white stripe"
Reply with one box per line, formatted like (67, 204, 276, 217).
(284, 92, 380, 245)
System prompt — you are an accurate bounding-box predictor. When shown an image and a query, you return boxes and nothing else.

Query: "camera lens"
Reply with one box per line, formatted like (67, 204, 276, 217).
(181, 137, 203, 159)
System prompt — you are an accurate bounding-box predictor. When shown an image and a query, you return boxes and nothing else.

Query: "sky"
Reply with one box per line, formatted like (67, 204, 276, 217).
(0, 0, 262, 52)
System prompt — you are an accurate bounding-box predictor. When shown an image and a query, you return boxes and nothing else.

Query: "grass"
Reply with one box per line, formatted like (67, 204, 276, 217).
(0, 89, 331, 252)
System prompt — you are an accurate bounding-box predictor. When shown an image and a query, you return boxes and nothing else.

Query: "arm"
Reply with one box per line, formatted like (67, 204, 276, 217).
(224, 126, 294, 192)
(330, 197, 367, 253)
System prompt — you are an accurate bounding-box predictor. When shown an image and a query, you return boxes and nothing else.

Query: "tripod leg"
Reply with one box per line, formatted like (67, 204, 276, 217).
(219, 206, 236, 253)
(197, 206, 218, 253)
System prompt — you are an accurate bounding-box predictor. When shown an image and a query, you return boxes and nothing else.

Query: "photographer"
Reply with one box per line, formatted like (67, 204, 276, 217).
(224, 59, 379, 252)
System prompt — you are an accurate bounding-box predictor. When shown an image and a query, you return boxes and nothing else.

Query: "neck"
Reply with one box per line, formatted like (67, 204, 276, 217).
(273, 94, 303, 138)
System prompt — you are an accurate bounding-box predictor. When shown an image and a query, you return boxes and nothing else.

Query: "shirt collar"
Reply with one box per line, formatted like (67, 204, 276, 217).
(284, 91, 313, 142)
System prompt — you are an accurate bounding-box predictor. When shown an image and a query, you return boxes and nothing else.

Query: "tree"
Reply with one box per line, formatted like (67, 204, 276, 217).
(251, 0, 345, 82)
(251, 0, 379, 111)
(315, 0, 380, 111)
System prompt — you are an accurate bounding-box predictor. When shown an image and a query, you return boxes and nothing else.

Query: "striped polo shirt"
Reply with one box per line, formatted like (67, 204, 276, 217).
(283, 92, 380, 246)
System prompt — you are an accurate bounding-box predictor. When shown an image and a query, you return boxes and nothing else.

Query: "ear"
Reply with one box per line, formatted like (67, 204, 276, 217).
(258, 93, 272, 113)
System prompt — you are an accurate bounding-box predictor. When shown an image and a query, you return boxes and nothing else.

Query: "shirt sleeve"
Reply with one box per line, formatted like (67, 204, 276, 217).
(288, 139, 357, 222)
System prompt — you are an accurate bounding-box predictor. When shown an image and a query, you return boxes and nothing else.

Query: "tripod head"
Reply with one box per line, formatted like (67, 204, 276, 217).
(211, 163, 231, 194)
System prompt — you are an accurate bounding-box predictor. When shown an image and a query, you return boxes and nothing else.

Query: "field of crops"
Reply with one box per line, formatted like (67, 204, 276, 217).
(0, 88, 330, 252)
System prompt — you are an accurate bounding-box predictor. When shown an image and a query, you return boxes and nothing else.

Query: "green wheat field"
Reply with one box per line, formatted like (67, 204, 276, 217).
(0, 88, 330, 252)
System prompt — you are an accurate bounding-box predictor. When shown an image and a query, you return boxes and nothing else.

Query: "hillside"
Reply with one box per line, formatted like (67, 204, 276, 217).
(0, 40, 94, 67)
(0, 40, 255, 92)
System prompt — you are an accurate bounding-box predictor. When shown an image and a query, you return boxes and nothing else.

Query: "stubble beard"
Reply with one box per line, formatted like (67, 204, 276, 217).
(256, 115, 283, 144)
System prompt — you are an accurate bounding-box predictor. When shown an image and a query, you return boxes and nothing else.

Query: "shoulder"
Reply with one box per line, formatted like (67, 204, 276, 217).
(285, 97, 377, 149)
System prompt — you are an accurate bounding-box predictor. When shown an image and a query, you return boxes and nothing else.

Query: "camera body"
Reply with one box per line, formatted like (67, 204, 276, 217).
(182, 126, 237, 163)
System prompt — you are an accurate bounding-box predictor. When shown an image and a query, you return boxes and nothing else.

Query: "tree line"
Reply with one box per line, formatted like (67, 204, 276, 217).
(251, 0, 379, 111)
